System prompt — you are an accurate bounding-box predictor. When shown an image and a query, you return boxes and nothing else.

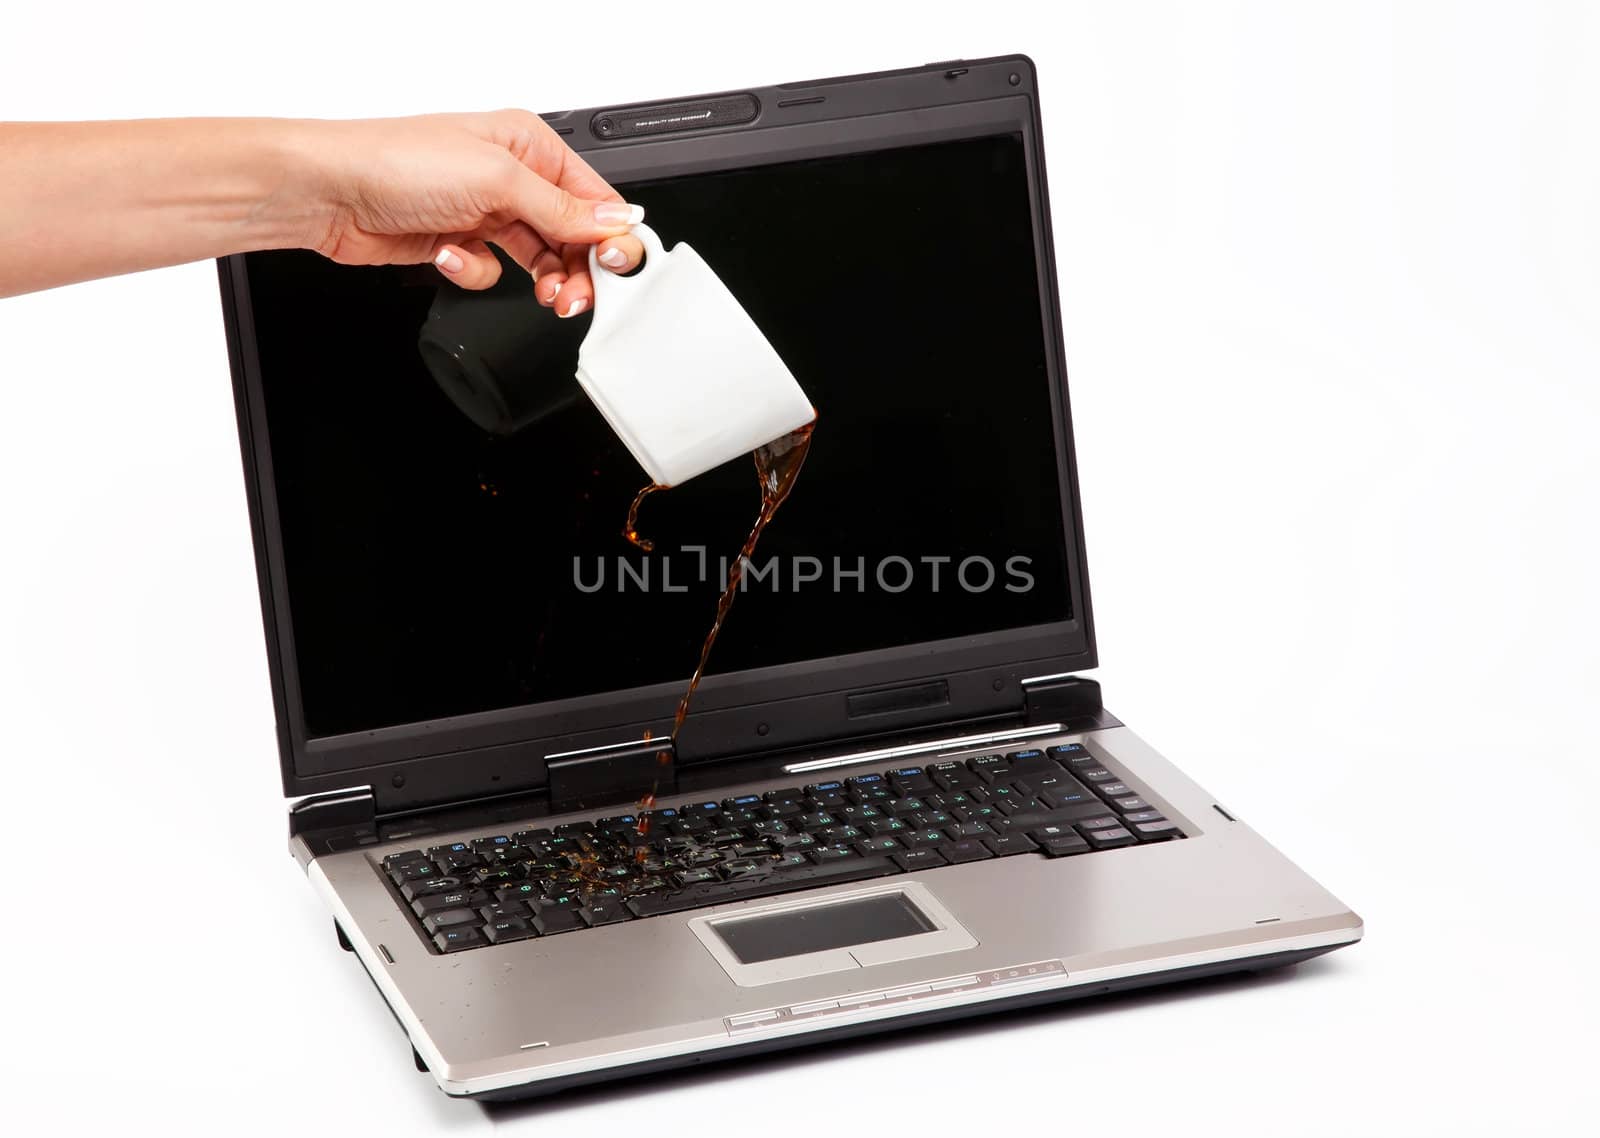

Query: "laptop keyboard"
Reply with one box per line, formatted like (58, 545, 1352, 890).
(378, 744, 1186, 954)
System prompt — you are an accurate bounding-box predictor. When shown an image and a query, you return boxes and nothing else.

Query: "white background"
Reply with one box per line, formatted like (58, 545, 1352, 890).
(2, 1, 1596, 1133)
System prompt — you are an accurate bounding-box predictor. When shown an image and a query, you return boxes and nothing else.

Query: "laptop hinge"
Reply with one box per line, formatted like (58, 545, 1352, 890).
(1021, 675, 1104, 725)
(545, 737, 675, 813)
(287, 787, 378, 866)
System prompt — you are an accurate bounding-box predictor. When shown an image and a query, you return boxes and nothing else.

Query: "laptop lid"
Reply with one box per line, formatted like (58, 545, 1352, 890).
(218, 55, 1096, 810)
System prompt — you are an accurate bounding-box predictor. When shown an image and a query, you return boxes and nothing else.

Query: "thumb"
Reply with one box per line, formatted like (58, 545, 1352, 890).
(509, 166, 644, 245)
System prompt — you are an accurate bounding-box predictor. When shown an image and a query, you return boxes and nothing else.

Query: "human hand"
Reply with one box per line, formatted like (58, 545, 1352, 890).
(302, 109, 644, 317)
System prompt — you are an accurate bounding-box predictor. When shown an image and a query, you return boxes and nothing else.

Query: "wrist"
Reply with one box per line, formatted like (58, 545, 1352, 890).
(245, 118, 346, 255)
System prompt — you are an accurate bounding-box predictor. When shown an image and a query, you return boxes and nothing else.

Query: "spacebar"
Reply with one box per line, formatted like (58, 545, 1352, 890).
(627, 857, 900, 918)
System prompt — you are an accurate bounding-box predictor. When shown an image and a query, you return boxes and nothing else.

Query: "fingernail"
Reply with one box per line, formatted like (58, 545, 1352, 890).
(543, 278, 563, 302)
(561, 297, 589, 318)
(433, 248, 464, 274)
(598, 247, 628, 269)
(594, 202, 645, 226)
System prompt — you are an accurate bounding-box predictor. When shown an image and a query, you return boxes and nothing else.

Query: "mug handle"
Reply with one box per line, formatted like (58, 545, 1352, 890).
(587, 222, 667, 335)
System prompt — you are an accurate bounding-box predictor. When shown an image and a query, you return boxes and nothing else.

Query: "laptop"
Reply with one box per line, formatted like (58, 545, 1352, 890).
(217, 54, 1361, 1101)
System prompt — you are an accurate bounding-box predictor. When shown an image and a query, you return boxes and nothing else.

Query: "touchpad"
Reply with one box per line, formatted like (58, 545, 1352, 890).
(688, 882, 978, 986)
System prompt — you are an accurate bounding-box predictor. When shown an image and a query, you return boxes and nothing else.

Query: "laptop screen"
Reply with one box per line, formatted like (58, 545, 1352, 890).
(244, 132, 1070, 741)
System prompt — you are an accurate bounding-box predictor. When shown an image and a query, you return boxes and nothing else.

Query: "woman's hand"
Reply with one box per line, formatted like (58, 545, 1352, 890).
(0, 113, 642, 307)
(303, 109, 645, 317)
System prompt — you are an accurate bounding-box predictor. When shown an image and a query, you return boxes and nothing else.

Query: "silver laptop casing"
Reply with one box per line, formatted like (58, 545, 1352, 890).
(304, 724, 1361, 1097)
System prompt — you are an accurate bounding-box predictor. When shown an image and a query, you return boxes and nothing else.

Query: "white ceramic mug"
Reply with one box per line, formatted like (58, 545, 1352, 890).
(575, 224, 815, 487)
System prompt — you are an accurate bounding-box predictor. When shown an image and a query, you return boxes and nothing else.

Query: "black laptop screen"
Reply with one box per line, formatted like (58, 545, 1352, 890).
(245, 133, 1070, 739)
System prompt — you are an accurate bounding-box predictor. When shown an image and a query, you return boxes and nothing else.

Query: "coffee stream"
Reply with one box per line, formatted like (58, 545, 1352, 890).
(622, 421, 816, 841)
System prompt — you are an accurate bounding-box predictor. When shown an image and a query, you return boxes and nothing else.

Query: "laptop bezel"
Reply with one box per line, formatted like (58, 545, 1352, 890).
(217, 54, 1098, 809)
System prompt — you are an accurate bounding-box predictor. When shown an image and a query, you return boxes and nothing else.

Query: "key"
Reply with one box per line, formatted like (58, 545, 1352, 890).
(722, 794, 764, 812)
(628, 857, 900, 918)
(1082, 826, 1136, 849)
(806, 846, 856, 862)
(887, 767, 933, 792)
(496, 882, 544, 905)
(797, 812, 836, 830)
(1028, 823, 1081, 845)
(946, 822, 992, 839)
(673, 867, 719, 887)
(773, 852, 811, 869)
(427, 841, 472, 858)
(435, 852, 485, 874)
(729, 843, 770, 858)
(478, 901, 530, 922)
(854, 836, 904, 855)
(1077, 815, 1123, 831)
(531, 906, 585, 935)
(967, 754, 1008, 779)
(412, 889, 487, 916)
(707, 827, 744, 845)
(944, 838, 994, 864)
(750, 819, 790, 836)
(1110, 796, 1151, 813)
(816, 826, 864, 846)
(865, 818, 910, 837)
(381, 849, 428, 870)
(908, 811, 953, 828)
(1078, 767, 1116, 783)
(580, 899, 634, 927)
(1133, 819, 1183, 841)
(422, 908, 482, 934)
(901, 829, 949, 849)
(391, 862, 440, 884)
(400, 875, 463, 902)
(596, 815, 639, 831)
(470, 866, 524, 888)
(1041, 786, 1093, 809)
(803, 780, 845, 797)
(1122, 809, 1166, 825)
(720, 858, 772, 880)
(1004, 748, 1049, 766)
(983, 833, 1038, 857)
(512, 828, 553, 846)
(1096, 782, 1132, 798)
(433, 926, 485, 952)
(554, 822, 593, 840)
(834, 804, 881, 823)
(764, 787, 805, 803)
(471, 835, 514, 852)
(929, 761, 981, 790)
(769, 832, 817, 851)
(892, 848, 948, 872)
(1046, 743, 1089, 761)
(991, 802, 1107, 832)
(883, 798, 925, 817)
(1037, 832, 1091, 857)
(766, 800, 805, 819)
(483, 917, 535, 943)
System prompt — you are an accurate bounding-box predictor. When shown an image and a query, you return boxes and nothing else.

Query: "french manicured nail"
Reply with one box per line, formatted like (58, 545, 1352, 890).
(543, 278, 563, 302)
(433, 248, 464, 274)
(594, 202, 645, 226)
(598, 247, 628, 269)
(561, 297, 589, 318)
